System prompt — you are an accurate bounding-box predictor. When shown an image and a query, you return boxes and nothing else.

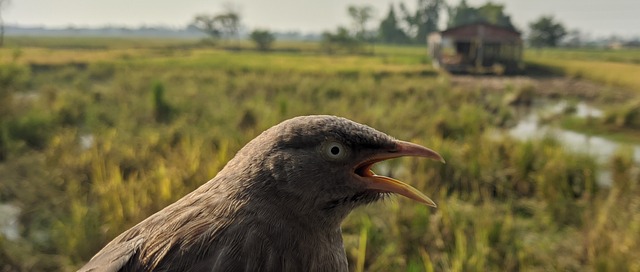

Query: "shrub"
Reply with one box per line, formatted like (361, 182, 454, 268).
(152, 81, 175, 123)
(249, 29, 275, 51)
(7, 111, 55, 150)
(321, 27, 363, 54)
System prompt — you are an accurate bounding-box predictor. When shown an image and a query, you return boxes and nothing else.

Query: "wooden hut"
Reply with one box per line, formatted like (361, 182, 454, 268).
(428, 22, 523, 74)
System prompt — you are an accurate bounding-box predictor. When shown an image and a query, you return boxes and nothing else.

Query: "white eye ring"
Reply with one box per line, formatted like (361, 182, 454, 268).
(321, 141, 348, 161)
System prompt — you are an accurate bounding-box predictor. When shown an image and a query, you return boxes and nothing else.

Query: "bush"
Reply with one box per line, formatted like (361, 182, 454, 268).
(321, 27, 363, 54)
(249, 29, 275, 51)
(88, 62, 116, 80)
(152, 81, 175, 123)
(7, 111, 55, 150)
(0, 64, 31, 119)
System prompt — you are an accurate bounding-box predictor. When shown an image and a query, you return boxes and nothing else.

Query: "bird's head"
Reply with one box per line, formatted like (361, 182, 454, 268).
(229, 115, 444, 225)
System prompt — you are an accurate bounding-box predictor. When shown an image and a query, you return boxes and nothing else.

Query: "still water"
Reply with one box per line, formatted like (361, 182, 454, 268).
(508, 100, 639, 186)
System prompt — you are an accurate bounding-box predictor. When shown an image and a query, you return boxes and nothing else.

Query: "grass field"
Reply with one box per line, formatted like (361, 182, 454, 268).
(527, 48, 640, 64)
(1, 37, 639, 271)
(525, 48, 640, 93)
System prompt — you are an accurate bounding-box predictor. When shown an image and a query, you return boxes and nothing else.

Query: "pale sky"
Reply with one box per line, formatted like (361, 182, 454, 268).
(4, 0, 640, 38)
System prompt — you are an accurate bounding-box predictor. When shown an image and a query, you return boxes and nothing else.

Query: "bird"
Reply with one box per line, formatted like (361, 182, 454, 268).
(79, 115, 444, 272)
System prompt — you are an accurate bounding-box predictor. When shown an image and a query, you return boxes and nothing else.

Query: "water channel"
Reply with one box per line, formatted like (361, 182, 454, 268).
(507, 99, 640, 186)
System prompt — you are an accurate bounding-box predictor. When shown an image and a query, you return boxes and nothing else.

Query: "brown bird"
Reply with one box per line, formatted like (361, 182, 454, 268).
(79, 115, 443, 272)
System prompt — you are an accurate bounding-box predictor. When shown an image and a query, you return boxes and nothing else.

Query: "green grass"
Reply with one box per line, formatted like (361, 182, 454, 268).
(560, 116, 640, 144)
(0, 37, 639, 271)
(527, 48, 640, 64)
(4, 35, 201, 49)
(525, 48, 640, 93)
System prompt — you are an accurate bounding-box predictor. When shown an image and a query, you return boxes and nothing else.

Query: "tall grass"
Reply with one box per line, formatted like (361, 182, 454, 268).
(0, 38, 638, 271)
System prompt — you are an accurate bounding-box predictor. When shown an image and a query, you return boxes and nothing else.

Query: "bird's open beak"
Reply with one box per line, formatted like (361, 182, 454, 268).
(355, 140, 444, 207)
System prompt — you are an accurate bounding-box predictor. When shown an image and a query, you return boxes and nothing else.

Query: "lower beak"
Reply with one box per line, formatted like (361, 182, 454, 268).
(358, 140, 444, 207)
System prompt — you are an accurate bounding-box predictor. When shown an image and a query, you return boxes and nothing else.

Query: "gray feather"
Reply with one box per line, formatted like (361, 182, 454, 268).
(79, 115, 399, 271)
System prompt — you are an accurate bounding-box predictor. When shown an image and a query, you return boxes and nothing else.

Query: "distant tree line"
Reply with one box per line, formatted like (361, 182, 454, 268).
(342, 0, 516, 46)
(190, 0, 569, 52)
(320, 0, 567, 51)
(191, 4, 277, 51)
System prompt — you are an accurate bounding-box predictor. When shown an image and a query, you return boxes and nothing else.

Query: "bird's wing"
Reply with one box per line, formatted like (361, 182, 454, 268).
(77, 235, 144, 272)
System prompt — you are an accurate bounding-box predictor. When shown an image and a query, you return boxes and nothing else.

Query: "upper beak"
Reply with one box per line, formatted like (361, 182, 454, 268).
(355, 140, 444, 207)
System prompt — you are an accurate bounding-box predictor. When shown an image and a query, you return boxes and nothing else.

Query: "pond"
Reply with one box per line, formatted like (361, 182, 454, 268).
(0, 203, 20, 241)
(508, 99, 640, 186)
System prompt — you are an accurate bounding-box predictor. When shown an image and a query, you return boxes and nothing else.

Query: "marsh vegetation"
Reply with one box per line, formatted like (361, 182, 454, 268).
(0, 37, 639, 271)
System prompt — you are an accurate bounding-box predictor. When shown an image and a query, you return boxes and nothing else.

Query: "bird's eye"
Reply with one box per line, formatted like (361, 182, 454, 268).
(321, 141, 348, 161)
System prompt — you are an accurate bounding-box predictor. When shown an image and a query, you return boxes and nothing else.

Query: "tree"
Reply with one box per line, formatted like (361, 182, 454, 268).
(478, 2, 515, 29)
(447, 0, 478, 27)
(192, 14, 222, 40)
(399, 0, 443, 43)
(214, 12, 240, 40)
(378, 5, 410, 44)
(191, 4, 241, 43)
(447, 1, 515, 30)
(477, 3, 515, 29)
(347, 5, 375, 41)
(564, 29, 582, 48)
(528, 16, 567, 47)
(250, 29, 275, 51)
(0, 0, 10, 47)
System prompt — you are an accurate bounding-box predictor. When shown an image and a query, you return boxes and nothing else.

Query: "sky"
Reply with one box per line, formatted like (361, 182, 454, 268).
(4, 0, 640, 38)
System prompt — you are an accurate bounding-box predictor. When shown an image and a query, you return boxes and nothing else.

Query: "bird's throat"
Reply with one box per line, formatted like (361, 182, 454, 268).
(321, 190, 386, 212)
